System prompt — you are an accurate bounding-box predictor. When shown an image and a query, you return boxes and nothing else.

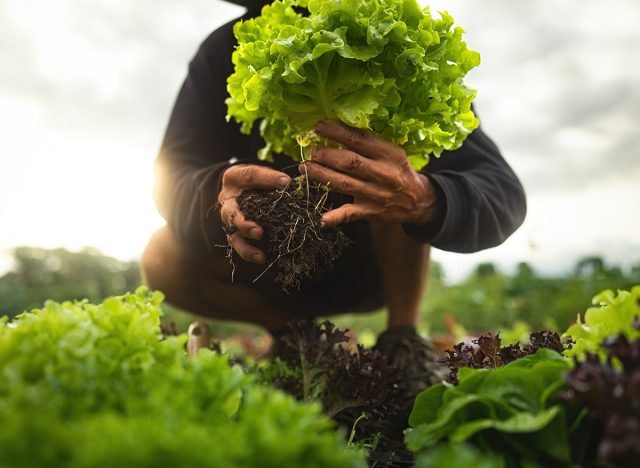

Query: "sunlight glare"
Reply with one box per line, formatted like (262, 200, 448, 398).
(0, 99, 164, 260)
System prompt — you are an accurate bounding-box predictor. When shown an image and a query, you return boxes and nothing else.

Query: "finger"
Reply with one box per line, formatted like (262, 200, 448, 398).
(314, 120, 404, 162)
(219, 201, 262, 240)
(321, 204, 370, 227)
(223, 164, 291, 191)
(219, 197, 240, 229)
(311, 146, 389, 183)
(230, 210, 263, 241)
(228, 234, 266, 264)
(300, 161, 383, 200)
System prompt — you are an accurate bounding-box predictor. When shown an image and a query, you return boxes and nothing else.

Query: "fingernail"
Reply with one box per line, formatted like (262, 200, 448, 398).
(253, 253, 265, 263)
(315, 121, 326, 133)
(279, 176, 291, 186)
(249, 228, 261, 240)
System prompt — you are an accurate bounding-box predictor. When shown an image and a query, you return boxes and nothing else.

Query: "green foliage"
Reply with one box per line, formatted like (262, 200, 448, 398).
(414, 443, 506, 468)
(226, 0, 479, 169)
(406, 350, 580, 467)
(0, 288, 365, 468)
(563, 334, 640, 466)
(408, 285, 640, 467)
(443, 331, 564, 385)
(422, 258, 640, 335)
(563, 285, 640, 361)
(499, 321, 532, 346)
(2, 246, 638, 347)
(0, 247, 141, 318)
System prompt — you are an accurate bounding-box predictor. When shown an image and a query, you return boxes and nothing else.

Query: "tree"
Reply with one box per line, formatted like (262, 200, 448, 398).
(0, 247, 141, 318)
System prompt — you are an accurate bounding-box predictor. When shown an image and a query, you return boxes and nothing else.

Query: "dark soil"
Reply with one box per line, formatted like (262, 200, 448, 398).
(236, 180, 350, 292)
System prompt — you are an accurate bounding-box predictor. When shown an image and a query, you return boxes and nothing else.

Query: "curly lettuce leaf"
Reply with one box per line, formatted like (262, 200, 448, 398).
(226, 0, 480, 169)
(563, 285, 640, 361)
(0, 289, 365, 467)
(562, 335, 640, 466)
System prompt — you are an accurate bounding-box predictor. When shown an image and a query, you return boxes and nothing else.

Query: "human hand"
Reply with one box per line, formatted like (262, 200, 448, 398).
(218, 164, 291, 263)
(300, 120, 441, 227)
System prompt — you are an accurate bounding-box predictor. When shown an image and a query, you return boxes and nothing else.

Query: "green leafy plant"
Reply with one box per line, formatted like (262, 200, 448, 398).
(563, 334, 640, 467)
(406, 349, 582, 467)
(226, 0, 480, 169)
(406, 286, 640, 467)
(443, 330, 565, 384)
(0, 289, 365, 468)
(563, 286, 640, 361)
(413, 442, 505, 468)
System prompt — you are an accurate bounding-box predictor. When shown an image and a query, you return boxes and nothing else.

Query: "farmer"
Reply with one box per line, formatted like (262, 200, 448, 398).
(142, 3, 527, 396)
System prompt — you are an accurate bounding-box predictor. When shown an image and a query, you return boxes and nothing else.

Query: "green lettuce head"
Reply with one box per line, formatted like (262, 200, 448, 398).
(226, 0, 480, 170)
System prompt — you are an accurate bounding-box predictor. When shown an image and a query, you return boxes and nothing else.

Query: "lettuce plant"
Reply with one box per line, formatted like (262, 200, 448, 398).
(444, 330, 565, 384)
(256, 321, 401, 445)
(406, 350, 580, 467)
(406, 286, 640, 466)
(0, 289, 365, 468)
(226, 0, 480, 169)
(561, 286, 640, 466)
(563, 335, 640, 467)
(563, 286, 640, 361)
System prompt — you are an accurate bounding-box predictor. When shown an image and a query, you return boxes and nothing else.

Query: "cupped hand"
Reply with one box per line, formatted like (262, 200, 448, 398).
(300, 120, 441, 227)
(218, 164, 291, 263)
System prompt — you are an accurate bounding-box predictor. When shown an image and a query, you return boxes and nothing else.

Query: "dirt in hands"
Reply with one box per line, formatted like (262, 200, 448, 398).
(236, 178, 350, 292)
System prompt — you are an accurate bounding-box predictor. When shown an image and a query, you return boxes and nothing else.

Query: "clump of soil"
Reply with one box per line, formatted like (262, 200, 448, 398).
(236, 179, 350, 292)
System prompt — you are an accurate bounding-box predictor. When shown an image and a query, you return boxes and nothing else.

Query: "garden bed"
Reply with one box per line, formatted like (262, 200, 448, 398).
(1, 286, 638, 467)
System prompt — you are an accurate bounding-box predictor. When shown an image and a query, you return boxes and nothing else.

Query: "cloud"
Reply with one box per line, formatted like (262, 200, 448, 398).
(429, 0, 640, 196)
(0, 0, 244, 145)
(0, 0, 638, 273)
(423, 0, 640, 277)
(0, 0, 245, 259)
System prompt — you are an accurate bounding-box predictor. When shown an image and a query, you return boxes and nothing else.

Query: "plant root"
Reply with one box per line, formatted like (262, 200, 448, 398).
(237, 181, 349, 292)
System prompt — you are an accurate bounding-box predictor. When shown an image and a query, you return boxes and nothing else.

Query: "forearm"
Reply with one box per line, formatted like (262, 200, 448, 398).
(154, 159, 231, 252)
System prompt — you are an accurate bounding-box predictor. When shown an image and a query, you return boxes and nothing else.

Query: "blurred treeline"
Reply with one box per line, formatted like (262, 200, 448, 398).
(0, 247, 141, 318)
(422, 257, 640, 334)
(1, 247, 638, 337)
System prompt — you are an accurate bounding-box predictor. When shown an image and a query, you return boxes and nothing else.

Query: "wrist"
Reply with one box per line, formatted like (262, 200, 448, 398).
(413, 173, 442, 225)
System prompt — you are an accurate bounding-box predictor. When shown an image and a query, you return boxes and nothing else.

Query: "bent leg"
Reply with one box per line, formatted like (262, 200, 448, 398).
(370, 223, 431, 327)
(142, 226, 299, 330)
(370, 223, 446, 399)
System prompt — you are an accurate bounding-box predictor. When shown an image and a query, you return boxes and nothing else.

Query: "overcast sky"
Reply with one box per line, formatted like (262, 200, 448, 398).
(1, 0, 639, 281)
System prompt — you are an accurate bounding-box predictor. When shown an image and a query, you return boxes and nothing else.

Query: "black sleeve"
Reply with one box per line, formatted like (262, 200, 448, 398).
(403, 123, 527, 252)
(154, 16, 260, 253)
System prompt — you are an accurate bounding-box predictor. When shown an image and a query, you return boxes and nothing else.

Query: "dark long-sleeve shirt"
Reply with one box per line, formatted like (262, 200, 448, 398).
(154, 12, 527, 271)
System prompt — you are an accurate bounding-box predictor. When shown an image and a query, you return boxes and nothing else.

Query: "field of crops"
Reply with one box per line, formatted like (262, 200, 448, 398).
(1, 285, 638, 467)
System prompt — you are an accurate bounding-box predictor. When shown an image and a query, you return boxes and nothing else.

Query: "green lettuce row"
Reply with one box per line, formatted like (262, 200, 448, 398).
(0, 288, 365, 468)
(226, 0, 480, 170)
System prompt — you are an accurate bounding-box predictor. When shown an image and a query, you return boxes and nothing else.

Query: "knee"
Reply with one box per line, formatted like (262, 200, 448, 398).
(141, 227, 174, 290)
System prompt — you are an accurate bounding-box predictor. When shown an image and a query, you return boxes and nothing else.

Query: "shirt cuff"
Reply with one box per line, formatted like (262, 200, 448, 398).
(402, 172, 468, 247)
